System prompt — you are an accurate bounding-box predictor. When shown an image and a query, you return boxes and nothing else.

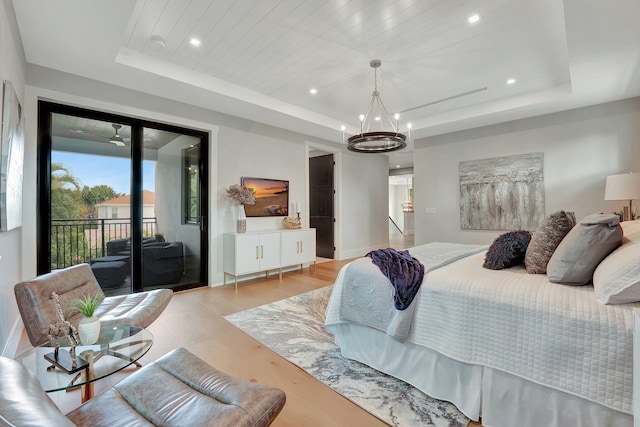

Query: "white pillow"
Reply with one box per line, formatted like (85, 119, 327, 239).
(593, 220, 640, 304)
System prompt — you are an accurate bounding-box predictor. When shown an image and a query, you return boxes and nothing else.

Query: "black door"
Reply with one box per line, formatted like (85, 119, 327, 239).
(37, 101, 209, 295)
(309, 154, 334, 259)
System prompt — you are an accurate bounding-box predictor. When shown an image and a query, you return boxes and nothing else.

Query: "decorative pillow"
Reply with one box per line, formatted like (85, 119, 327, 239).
(524, 210, 576, 274)
(483, 230, 532, 270)
(546, 214, 622, 285)
(593, 220, 640, 304)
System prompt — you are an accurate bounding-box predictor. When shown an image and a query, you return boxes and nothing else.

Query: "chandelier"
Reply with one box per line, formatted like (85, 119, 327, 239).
(346, 60, 408, 153)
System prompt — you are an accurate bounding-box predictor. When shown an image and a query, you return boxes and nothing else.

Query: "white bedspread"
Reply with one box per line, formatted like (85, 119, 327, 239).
(326, 243, 640, 414)
(326, 242, 486, 340)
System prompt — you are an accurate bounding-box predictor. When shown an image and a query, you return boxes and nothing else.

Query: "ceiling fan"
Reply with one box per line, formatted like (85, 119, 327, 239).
(107, 124, 125, 146)
(69, 123, 127, 146)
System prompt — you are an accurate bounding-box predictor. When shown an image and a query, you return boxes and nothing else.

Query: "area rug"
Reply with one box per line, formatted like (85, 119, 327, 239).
(225, 286, 469, 427)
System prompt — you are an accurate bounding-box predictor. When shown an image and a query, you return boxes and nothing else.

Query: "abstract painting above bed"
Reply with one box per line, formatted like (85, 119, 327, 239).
(459, 152, 544, 231)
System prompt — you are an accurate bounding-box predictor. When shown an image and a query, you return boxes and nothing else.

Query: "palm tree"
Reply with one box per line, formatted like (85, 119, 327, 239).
(50, 163, 88, 268)
(51, 162, 81, 219)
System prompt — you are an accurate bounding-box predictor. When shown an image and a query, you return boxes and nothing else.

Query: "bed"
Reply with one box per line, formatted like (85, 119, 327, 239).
(325, 219, 640, 427)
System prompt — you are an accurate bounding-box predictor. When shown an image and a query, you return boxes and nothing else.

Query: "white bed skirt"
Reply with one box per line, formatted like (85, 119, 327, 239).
(332, 323, 632, 427)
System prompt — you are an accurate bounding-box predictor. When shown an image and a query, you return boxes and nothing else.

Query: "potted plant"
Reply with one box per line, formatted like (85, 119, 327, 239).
(226, 184, 256, 233)
(70, 291, 104, 345)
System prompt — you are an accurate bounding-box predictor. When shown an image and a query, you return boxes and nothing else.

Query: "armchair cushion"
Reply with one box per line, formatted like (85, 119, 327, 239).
(67, 348, 286, 427)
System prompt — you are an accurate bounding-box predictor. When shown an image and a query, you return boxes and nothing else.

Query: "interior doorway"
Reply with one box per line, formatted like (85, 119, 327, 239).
(309, 152, 335, 259)
(389, 174, 414, 249)
(37, 101, 209, 295)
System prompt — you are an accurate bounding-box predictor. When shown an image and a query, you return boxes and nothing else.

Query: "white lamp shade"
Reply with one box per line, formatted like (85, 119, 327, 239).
(605, 173, 640, 201)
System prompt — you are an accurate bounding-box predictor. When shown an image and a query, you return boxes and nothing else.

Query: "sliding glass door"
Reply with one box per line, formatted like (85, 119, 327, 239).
(38, 102, 208, 295)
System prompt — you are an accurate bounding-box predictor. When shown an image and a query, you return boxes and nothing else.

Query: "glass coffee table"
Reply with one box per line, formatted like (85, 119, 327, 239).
(15, 324, 153, 403)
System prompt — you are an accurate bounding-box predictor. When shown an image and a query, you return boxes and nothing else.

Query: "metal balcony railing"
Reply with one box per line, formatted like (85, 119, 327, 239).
(50, 217, 157, 269)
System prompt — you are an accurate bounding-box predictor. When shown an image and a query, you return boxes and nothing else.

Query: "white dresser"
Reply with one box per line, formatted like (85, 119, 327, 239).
(223, 228, 316, 289)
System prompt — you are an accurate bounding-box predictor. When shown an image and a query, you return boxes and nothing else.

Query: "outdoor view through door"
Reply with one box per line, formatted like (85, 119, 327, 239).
(39, 103, 208, 296)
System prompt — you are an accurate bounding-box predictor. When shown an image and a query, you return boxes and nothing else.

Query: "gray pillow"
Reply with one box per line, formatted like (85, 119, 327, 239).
(525, 210, 576, 274)
(547, 214, 623, 284)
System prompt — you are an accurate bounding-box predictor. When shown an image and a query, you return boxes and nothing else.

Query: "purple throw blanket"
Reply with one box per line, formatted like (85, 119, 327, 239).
(365, 248, 425, 310)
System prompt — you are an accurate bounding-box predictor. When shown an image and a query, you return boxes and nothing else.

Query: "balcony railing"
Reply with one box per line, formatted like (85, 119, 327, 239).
(51, 217, 157, 270)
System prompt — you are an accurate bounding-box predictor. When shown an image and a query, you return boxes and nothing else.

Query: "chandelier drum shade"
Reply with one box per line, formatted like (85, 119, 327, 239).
(346, 60, 408, 153)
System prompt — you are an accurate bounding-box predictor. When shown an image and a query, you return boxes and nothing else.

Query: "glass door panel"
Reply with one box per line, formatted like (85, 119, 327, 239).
(141, 128, 203, 291)
(40, 102, 208, 295)
(51, 113, 132, 295)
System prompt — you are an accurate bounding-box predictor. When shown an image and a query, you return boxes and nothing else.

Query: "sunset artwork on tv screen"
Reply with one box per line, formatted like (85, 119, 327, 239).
(241, 177, 289, 217)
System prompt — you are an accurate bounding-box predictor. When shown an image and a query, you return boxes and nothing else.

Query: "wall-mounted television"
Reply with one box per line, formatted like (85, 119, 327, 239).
(241, 177, 289, 217)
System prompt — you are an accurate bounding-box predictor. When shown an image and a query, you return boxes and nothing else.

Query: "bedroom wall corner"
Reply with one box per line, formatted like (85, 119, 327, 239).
(339, 151, 389, 259)
(413, 97, 640, 246)
(0, 0, 27, 356)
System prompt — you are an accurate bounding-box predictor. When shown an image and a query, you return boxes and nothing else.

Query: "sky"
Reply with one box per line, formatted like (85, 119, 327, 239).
(52, 151, 156, 194)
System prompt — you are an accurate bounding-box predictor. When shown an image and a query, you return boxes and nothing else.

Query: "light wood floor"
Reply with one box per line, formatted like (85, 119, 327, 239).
(18, 260, 482, 426)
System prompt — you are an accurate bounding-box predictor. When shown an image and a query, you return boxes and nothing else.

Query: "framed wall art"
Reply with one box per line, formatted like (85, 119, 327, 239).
(241, 177, 289, 217)
(459, 152, 544, 231)
(0, 80, 25, 231)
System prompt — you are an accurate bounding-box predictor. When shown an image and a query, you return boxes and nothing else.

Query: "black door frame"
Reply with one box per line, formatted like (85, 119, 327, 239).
(37, 101, 209, 292)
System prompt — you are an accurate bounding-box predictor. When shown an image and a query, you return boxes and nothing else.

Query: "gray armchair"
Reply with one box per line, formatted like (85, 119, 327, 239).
(1, 348, 286, 427)
(14, 263, 172, 347)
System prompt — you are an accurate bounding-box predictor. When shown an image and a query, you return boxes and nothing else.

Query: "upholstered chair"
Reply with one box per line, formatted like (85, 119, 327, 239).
(14, 263, 173, 347)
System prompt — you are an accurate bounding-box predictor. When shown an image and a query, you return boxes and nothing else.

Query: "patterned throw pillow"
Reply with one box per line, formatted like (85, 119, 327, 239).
(483, 230, 532, 270)
(524, 210, 577, 274)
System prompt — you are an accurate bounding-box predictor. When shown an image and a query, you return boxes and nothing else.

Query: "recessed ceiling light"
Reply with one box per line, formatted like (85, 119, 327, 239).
(468, 14, 481, 24)
(189, 38, 201, 47)
(309, 88, 317, 95)
(70, 129, 83, 133)
(506, 78, 516, 85)
(396, 165, 401, 168)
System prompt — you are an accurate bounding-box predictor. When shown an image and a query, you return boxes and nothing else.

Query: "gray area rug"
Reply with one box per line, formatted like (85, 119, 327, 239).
(225, 286, 469, 427)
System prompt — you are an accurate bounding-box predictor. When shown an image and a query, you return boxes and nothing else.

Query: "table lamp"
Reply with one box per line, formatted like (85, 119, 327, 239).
(605, 172, 640, 220)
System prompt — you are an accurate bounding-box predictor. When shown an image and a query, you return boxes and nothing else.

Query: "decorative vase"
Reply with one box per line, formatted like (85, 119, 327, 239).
(236, 204, 247, 233)
(78, 316, 101, 345)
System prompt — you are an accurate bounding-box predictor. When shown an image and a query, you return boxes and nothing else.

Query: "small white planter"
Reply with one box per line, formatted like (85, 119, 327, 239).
(78, 316, 101, 345)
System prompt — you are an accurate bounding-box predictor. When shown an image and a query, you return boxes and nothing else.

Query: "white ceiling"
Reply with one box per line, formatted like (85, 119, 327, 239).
(11, 0, 640, 168)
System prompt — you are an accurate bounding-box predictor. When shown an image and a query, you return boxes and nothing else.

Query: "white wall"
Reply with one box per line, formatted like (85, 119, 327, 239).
(413, 97, 640, 245)
(0, 0, 26, 356)
(155, 134, 201, 279)
(340, 152, 389, 258)
(215, 125, 308, 281)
